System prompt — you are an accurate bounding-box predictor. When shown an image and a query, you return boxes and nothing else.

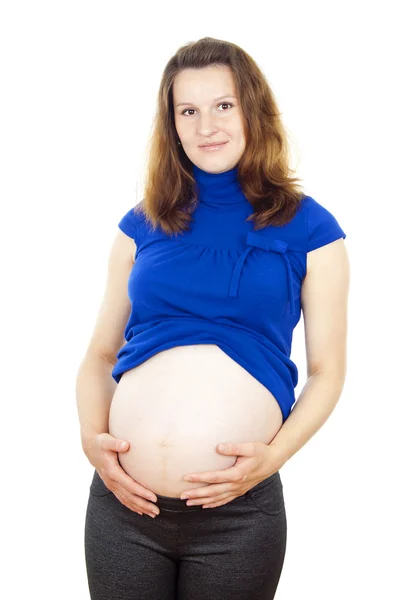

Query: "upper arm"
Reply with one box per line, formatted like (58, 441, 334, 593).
(301, 238, 350, 377)
(84, 229, 137, 365)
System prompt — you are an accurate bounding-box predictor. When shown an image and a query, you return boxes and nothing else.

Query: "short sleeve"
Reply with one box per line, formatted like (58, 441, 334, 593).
(118, 206, 138, 240)
(306, 196, 347, 252)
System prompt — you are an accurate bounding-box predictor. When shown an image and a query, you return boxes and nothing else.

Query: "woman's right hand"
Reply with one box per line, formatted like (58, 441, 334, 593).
(84, 432, 160, 518)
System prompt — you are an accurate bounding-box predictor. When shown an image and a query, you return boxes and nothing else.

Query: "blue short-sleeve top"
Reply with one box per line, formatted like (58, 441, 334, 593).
(111, 164, 346, 422)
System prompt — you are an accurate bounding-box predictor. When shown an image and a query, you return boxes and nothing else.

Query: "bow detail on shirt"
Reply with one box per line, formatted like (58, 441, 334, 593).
(228, 231, 297, 315)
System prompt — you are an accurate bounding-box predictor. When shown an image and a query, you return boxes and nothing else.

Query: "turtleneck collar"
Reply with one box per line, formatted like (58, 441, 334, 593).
(192, 164, 249, 210)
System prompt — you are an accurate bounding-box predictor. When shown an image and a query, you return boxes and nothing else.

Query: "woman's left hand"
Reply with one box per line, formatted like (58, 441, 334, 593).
(180, 442, 282, 508)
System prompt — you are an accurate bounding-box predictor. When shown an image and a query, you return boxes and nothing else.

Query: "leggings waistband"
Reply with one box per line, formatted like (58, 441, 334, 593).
(153, 470, 280, 513)
(155, 493, 204, 512)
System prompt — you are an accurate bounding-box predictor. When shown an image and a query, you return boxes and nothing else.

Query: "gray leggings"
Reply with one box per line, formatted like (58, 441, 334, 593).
(84, 468, 287, 599)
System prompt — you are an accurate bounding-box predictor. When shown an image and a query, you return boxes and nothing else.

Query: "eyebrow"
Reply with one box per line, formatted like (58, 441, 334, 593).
(175, 95, 237, 108)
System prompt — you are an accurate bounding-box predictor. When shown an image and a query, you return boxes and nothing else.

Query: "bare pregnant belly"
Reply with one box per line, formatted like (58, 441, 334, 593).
(108, 344, 283, 498)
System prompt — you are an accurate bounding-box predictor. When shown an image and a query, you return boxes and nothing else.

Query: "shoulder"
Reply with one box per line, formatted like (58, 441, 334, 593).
(117, 201, 146, 241)
(296, 195, 347, 252)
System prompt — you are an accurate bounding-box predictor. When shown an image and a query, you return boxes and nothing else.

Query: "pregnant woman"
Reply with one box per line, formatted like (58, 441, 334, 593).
(76, 37, 350, 600)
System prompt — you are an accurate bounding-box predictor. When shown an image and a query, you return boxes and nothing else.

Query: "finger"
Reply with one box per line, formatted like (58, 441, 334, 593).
(106, 467, 159, 515)
(104, 463, 158, 502)
(97, 432, 130, 453)
(217, 442, 256, 457)
(113, 485, 159, 517)
(181, 484, 218, 499)
(119, 496, 147, 516)
(186, 492, 232, 507)
(116, 471, 158, 503)
(182, 484, 229, 501)
(112, 487, 142, 514)
(184, 467, 240, 484)
(117, 486, 160, 514)
(203, 498, 232, 508)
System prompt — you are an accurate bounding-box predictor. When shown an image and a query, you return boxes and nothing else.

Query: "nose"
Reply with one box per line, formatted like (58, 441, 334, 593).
(197, 113, 219, 138)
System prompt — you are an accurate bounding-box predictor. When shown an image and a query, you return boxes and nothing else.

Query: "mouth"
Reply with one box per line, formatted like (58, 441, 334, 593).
(199, 141, 228, 150)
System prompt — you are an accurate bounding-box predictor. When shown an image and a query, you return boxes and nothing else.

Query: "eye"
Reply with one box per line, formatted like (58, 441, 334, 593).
(181, 102, 234, 116)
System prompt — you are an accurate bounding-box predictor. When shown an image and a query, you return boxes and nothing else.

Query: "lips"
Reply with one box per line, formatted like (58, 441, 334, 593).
(199, 141, 228, 148)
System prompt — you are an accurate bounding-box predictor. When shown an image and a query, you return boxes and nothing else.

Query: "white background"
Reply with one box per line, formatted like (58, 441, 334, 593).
(1, 1, 400, 598)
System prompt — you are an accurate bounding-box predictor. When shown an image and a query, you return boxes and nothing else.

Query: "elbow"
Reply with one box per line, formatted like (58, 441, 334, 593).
(307, 360, 347, 388)
(308, 371, 347, 400)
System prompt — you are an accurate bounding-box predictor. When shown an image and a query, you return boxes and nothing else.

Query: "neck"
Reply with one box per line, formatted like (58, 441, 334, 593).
(192, 164, 248, 210)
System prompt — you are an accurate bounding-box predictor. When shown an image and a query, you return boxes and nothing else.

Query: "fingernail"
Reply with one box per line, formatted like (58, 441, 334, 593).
(119, 441, 128, 449)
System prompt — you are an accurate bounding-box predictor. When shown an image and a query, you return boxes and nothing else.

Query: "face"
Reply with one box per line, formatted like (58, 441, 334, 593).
(173, 64, 246, 174)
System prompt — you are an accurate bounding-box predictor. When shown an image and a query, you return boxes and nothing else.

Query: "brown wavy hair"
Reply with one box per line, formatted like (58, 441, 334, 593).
(136, 36, 306, 236)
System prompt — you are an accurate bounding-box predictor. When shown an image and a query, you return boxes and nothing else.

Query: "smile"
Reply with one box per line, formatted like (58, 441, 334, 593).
(199, 142, 228, 152)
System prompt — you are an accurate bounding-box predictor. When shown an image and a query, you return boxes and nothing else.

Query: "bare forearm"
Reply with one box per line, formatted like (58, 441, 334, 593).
(269, 372, 346, 466)
(75, 353, 118, 454)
